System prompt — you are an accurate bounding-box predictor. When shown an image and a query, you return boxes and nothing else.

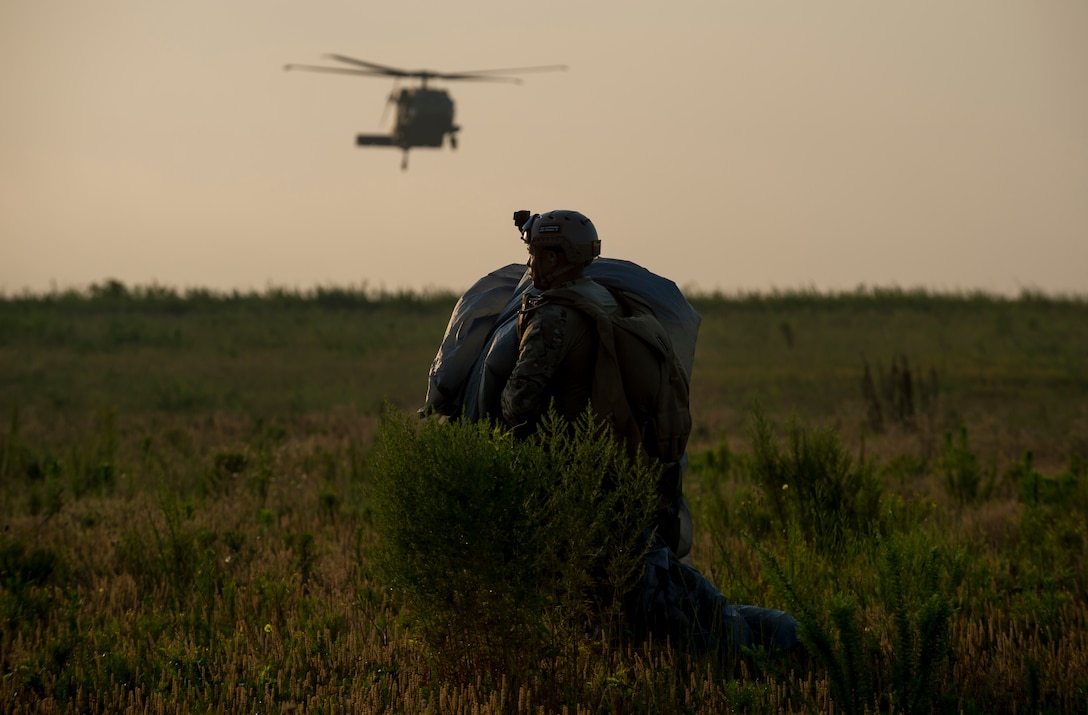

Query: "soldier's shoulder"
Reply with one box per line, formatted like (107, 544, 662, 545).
(534, 298, 578, 323)
(544, 278, 618, 314)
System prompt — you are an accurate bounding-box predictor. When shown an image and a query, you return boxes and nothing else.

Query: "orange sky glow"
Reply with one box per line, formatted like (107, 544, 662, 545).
(2, 1, 1085, 297)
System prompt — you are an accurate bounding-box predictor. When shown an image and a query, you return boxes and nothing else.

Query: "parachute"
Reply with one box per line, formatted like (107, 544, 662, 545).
(423, 259, 700, 425)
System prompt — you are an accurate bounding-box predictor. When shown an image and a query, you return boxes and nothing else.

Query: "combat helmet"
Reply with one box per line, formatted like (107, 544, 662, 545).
(525, 210, 601, 267)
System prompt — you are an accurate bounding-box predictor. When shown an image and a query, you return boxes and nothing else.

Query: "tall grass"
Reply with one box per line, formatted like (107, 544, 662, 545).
(1, 403, 1085, 712)
(1, 285, 1086, 712)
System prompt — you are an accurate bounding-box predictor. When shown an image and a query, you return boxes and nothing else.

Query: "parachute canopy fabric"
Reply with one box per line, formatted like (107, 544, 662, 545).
(423, 263, 527, 416)
(423, 259, 701, 422)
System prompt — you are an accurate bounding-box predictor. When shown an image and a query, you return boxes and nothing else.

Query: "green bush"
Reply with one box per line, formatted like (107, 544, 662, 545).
(747, 411, 882, 553)
(0, 534, 69, 629)
(755, 534, 963, 715)
(368, 406, 659, 682)
(940, 426, 990, 505)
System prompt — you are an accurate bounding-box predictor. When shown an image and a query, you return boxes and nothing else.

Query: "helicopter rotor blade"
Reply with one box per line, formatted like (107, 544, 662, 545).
(427, 74, 524, 84)
(445, 64, 568, 77)
(287, 57, 567, 84)
(325, 54, 411, 77)
(284, 64, 394, 77)
(425, 65, 568, 84)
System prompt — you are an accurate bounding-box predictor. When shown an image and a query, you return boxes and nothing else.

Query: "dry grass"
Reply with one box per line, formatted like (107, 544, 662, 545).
(2, 409, 1085, 713)
(2, 290, 1086, 712)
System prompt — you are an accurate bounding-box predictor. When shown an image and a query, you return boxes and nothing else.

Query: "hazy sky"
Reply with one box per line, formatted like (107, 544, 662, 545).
(2, 1, 1086, 296)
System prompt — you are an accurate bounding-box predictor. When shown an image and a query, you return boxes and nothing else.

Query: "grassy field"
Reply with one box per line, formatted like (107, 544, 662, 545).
(1, 282, 1086, 713)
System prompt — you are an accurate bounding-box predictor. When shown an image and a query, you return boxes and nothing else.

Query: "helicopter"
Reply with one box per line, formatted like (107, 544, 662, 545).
(284, 55, 566, 170)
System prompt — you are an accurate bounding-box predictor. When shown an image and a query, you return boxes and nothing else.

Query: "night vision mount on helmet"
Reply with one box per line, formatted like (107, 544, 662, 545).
(514, 209, 601, 267)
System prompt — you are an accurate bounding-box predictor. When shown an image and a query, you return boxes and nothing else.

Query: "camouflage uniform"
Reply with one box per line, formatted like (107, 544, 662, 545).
(501, 278, 617, 433)
(502, 276, 694, 560)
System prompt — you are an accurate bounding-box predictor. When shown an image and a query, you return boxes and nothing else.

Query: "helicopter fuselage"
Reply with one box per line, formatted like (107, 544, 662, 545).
(356, 87, 459, 162)
(391, 88, 456, 149)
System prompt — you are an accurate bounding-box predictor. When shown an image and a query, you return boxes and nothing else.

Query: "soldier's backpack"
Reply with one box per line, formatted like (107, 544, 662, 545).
(545, 284, 692, 465)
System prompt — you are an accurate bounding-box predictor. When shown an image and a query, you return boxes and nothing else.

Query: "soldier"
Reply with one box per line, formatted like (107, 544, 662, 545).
(502, 209, 694, 559)
(500, 209, 611, 436)
(499, 209, 799, 655)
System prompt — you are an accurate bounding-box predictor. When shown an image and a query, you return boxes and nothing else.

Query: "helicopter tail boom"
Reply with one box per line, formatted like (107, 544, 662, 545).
(355, 134, 395, 147)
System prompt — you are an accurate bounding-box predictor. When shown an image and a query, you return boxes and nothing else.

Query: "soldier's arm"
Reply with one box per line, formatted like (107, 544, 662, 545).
(500, 312, 556, 430)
